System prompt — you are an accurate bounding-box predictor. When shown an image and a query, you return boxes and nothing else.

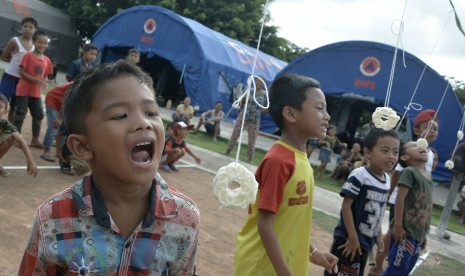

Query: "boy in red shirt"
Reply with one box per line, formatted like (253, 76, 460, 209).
(13, 31, 53, 148)
(40, 82, 73, 162)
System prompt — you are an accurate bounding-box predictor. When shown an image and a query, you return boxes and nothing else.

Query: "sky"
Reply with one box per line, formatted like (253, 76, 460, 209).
(268, 0, 465, 82)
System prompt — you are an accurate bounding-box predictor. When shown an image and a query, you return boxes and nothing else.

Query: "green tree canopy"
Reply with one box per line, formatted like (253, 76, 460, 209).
(41, 0, 307, 61)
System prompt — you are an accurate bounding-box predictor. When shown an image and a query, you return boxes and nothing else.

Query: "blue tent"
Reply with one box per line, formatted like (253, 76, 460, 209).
(92, 5, 287, 132)
(280, 40, 464, 181)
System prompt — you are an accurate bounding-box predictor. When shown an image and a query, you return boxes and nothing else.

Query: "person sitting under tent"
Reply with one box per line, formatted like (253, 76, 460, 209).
(192, 101, 225, 142)
(172, 96, 195, 124)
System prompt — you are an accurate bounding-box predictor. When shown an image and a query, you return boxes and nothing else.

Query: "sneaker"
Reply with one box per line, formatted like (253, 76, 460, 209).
(443, 232, 451, 240)
(60, 162, 75, 176)
(168, 164, 179, 172)
(162, 164, 172, 173)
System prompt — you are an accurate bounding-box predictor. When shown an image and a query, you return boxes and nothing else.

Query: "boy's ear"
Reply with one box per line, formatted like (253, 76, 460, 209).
(282, 106, 297, 123)
(363, 147, 370, 159)
(413, 127, 421, 136)
(66, 134, 93, 161)
(400, 154, 409, 162)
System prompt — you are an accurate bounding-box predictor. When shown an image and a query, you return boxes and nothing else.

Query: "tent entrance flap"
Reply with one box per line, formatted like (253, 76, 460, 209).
(102, 47, 183, 106)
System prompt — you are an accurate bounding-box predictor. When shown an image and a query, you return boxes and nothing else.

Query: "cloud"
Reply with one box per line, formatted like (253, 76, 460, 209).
(269, 0, 465, 81)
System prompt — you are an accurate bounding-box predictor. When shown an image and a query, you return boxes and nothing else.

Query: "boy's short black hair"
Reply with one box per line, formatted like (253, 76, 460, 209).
(269, 73, 321, 129)
(64, 60, 154, 135)
(32, 31, 47, 41)
(21, 17, 38, 28)
(215, 101, 222, 105)
(127, 48, 140, 55)
(82, 43, 99, 53)
(0, 93, 8, 106)
(362, 128, 399, 149)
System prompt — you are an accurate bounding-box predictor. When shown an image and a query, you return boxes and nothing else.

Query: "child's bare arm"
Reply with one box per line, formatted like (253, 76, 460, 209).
(1, 38, 17, 62)
(257, 210, 292, 276)
(19, 67, 45, 86)
(338, 196, 362, 261)
(393, 185, 409, 244)
(12, 132, 38, 177)
(389, 170, 401, 195)
(309, 244, 339, 274)
(185, 148, 201, 164)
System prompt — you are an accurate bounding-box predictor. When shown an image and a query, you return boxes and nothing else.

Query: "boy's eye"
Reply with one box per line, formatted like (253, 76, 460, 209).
(146, 111, 158, 117)
(111, 114, 127, 120)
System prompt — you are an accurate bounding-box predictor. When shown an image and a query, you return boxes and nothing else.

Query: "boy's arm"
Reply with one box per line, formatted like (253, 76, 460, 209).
(309, 244, 339, 274)
(12, 132, 38, 177)
(389, 170, 401, 195)
(338, 196, 362, 261)
(393, 184, 409, 244)
(66, 61, 78, 82)
(184, 147, 201, 164)
(1, 38, 17, 62)
(258, 209, 292, 276)
(18, 216, 48, 275)
(19, 67, 45, 86)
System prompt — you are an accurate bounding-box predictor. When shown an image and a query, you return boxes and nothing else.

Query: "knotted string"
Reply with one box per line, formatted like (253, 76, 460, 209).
(231, 0, 271, 164)
(395, 12, 453, 131)
(385, 0, 409, 107)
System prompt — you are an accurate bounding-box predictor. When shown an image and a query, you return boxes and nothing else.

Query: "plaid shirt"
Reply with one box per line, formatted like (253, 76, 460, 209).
(19, 173, 200, 275)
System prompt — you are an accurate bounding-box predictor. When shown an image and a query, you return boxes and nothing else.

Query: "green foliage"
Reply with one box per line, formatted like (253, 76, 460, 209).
(446, 76, 465, 106)
(41, 0, 307, 61)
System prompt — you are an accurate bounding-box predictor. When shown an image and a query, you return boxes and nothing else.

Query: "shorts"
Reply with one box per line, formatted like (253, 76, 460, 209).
(318, 146, 332, 163)
(325, 236, 368, 276)
(0, 132, 13, 144)
(205, 123, 220, 134)
(0, 73, 20, 101)
(306, 138, 319, 148)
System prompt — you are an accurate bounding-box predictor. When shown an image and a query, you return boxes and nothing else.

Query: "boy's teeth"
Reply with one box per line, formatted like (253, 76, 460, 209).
(134, 141, 151, 147)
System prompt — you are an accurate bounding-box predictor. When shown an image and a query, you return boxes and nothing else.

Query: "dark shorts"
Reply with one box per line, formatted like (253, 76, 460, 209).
(0, 73, 20, 102)
(318, 146, 332, 163)
(205, 123, 220, 134)
(325, 236, 369, 276)
(306, 138, 319, 148)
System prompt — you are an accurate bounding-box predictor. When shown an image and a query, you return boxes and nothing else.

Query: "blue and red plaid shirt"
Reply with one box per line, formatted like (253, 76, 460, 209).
(19, 173, 200, 275)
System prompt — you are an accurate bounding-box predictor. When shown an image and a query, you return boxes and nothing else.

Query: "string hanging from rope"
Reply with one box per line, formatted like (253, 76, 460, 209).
(372, 0, 409, 130)
(212, 0, 271, 208)
(445, 111, 465, 169)
(395, 11, 453, 131)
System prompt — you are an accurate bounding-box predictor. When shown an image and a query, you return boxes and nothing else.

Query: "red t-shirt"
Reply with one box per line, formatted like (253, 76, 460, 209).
(16, 52, 53, 98)
(44, 82, 73, 111)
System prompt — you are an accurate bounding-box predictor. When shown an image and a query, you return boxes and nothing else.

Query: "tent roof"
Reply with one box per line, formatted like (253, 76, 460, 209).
(281, 40, 464, 181)
(1, 0, 77, 35)
(91, 5, 287, 82)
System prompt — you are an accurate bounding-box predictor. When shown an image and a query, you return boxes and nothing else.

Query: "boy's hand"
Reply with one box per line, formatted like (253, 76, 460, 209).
(52, 118, 62, 128)
(338, 237, 362, 262)
(310, 250, 338, 274)
(27, 161, 39, 177)
(392, 225, 406, 244)
(194, 157, 201, 164)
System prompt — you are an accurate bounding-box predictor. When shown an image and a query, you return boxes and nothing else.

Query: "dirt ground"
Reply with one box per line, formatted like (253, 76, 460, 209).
(0, 117, 334, 275)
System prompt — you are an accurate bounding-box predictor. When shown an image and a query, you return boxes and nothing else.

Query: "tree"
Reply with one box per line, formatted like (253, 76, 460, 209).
(446, 76, 465, 106)
(41, 0, 306, 61)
